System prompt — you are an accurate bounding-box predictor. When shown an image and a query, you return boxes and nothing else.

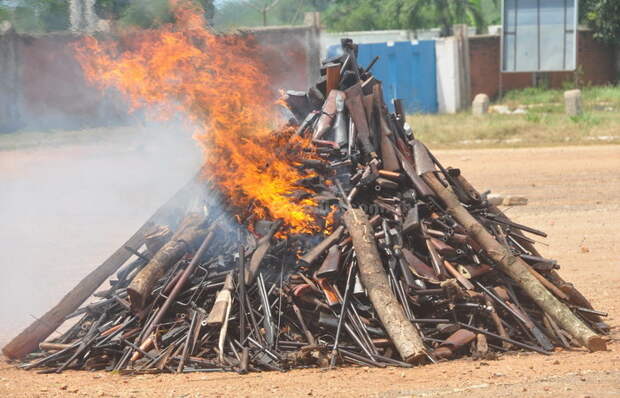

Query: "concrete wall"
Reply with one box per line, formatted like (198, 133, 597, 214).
(246, 25, 320, 91)
(0, 25, 320, 133)
(0, 31, 129, 132)
(435, 37, 461, 114)
(469, 30, 617, 100)
(17, 33, 128, 130)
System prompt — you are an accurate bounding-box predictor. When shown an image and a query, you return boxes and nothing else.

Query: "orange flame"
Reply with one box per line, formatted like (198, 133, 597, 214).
(75, 0, 317, 234)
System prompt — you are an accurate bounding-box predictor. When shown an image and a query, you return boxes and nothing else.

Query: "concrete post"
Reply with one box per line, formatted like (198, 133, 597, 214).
(472, 93, 489, 116)
(304, 12, 322, 89)
(453, 24, 471, 110)
(564, 89, 583, 117)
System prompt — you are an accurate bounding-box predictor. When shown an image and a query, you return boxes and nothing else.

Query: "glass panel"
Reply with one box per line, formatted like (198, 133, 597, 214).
(501, 0, 576, 72)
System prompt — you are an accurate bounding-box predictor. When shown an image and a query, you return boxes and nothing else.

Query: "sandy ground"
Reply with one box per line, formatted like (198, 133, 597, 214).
(1, 144, 619, 397)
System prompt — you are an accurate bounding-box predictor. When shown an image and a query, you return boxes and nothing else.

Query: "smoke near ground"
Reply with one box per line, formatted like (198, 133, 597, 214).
(0, 122, 202, 344)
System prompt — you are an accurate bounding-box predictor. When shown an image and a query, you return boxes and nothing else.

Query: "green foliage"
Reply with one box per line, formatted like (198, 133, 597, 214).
(4, 0, 70, 33)
(94, 0, 130, 21)
(581, 85, 620, 111)
(39, 0, 70, 31)
(213, 0, 331, 30)
(212, 2, 260, 29)
(524, 112, 541, 123)
(12, 6, 42, 32)
(570, 112, 601, 126)
(323, 0, 392, 31)
(581, 0, 620, 44)
(322, 0, 492, 34)
(480, 0, 500, 25)
(95, 0, 215, 28)
(502, 85, 620, 110)
(117, 0, 173, 28)
(502, 87, 562, 105)
(0, 5, 12, 22)
(212, 0, 499, 33)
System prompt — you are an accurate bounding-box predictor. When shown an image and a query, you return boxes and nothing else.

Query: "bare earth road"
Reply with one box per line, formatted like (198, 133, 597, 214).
(1, 144, 619, 397)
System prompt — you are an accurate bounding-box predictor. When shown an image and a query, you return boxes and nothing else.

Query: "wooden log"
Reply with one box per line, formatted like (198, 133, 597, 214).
(421, 171, 606, 352)
(1, 181, 198, 359)
(546, 270, 604, 323)
(453, 171, 604, 323)
(127, 213, 207, 312)
(342, 208, 426, 362)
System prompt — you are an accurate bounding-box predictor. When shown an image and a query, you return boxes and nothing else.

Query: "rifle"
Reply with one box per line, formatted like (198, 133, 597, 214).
(245, 220, 281, 285)
(332, 91, 348, 149)
(299, 226, 345, 266)
(373, 83, 400, 171)
(325, 63, 341, 94)
(314, 89, 342, 140)
(345, 82, 377, 158)
(315, 245, 341, 279)
(479, 283, 554, 351)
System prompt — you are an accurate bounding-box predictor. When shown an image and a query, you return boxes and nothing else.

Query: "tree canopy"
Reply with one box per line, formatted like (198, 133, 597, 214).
(581, 0, 620, 44)
(0, 0, 70, 33)
(214, 0, 497, 34)
(0, 0, 618, 44)
(94, 0, 214, 28)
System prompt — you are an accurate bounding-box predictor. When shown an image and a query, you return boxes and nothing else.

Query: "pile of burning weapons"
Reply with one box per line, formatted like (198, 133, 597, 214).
(5, 39, 609, 374)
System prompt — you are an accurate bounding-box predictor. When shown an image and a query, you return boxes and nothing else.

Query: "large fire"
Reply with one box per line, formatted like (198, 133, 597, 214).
(75, 0, 317, 234)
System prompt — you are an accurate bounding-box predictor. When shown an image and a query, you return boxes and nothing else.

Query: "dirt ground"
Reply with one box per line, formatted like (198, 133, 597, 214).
(1, 144, 619, 397)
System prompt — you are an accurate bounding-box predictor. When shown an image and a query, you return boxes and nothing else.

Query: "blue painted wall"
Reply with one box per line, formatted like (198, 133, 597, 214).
(328, 41, 438, 114)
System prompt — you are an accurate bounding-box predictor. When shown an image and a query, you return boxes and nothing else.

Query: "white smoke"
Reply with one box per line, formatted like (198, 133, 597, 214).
(0, 122, 202, 345)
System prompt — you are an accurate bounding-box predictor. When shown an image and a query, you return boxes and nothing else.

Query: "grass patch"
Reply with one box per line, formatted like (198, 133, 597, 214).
(502, 87, 563, 105)
(408, 85, 620, 148)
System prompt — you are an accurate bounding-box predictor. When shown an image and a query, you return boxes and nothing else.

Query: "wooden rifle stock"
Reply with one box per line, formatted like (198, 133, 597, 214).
(345, 82, 377, 158)
(315, 245, 341, 279)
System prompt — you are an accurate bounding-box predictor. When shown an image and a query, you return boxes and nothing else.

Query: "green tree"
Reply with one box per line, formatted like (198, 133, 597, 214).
(383, 0, 486, 35)
(39, 0, 70, 31)
(213, 0, 330, 30)
(323, 0, 392, 31)
(581, 0, 620, 44)
(0, 5, 13, 24)
(4, 0, 70, 33)
(94, 0, 215, 29)
(321, 0, 490, 35)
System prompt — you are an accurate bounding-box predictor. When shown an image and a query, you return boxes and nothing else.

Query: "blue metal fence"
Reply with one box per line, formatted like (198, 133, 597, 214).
(328, 41, 438, 114)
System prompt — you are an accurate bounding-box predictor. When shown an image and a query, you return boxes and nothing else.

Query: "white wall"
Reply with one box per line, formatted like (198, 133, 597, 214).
(435, 37, 461, 114)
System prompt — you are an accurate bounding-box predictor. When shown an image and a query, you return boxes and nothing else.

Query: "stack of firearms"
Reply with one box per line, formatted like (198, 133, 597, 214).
(7, 39, 608, 374)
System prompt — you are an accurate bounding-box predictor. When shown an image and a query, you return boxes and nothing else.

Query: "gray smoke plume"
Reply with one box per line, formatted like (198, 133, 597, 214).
(0, 121, 203, 345)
